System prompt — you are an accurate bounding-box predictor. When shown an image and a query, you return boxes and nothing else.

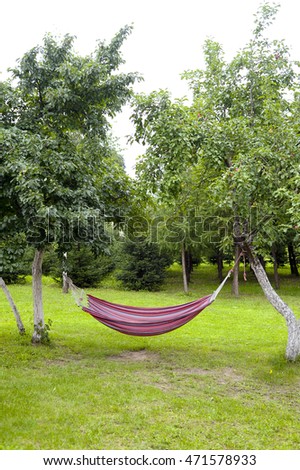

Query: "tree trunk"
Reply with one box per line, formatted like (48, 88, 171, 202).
(272, 245, 280, 290)
(244, 243, 300, 361)
(31, 248, 45, 343)
(62, 271, 70, 294)
(0, 277, 25, 334)
(288, 243, 299, 277)
(181, 244, 189, 294)
(232, 245, 240, 297)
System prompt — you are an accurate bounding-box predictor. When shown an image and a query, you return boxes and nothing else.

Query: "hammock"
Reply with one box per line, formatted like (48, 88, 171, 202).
(82, 294, 213, 336)
(75, 269, 232, 337)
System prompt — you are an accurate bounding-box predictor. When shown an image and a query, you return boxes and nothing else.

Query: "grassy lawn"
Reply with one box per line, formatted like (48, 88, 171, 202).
(0, 264, 300, 450)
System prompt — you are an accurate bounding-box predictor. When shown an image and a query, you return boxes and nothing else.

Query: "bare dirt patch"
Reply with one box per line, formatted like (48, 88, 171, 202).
(180, 366, 244, 382)
(217, 367, 245, 385)
(108, 349, 160, 363)
(181, 368, 213, 376)
(45, 354, 84, 366)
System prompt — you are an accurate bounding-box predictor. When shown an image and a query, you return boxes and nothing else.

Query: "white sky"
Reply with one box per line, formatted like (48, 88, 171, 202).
(1, 0, 300, 174)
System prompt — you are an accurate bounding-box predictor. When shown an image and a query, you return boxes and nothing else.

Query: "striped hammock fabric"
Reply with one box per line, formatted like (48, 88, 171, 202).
(77, 267, 232, 337)
(83, 294, 214, 336)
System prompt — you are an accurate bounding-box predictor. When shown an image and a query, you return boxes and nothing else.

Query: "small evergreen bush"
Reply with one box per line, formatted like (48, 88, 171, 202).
(116, 238, 172, 291)
(68, 248, 114, 287)
(51, 246, 115, 288)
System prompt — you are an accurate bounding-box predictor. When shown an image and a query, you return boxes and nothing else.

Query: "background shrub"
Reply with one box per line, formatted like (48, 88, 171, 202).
(116, 237, 172, 291)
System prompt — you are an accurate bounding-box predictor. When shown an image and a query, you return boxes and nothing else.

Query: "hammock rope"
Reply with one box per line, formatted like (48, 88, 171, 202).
(63, 272, 87, 307)
(65, 252, 244, 337)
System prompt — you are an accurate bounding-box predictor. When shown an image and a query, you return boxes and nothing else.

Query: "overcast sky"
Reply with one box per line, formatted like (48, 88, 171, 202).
(1, 0, 300, 174)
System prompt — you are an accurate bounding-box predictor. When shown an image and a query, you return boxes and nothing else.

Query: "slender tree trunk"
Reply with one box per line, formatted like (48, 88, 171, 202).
(181, 244, 189, 294)
(62, 252, 69, 293)
(272, 245, 280, 290)
(31, 248, 45, 343)
(288, 243, 299, 277)
(0, 277, 25, 334)
(232, 244, 240, 297)
(244, 243, 300, 361)
(62, 271, 70, 294)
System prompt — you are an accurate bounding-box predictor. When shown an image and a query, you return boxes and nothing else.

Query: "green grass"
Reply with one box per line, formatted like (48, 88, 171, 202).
(0, 264, 300, 450)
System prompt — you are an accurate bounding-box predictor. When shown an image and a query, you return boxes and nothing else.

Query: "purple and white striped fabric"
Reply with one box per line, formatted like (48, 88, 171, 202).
(82, 294, 214, 336)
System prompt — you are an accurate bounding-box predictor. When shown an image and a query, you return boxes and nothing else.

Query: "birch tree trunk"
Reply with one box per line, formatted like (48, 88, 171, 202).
(62, 271, 70, 294)
(232, 244, 240, 297)
(31, 248, 45, 343)
(244, 243, 300, 361)
(0, 277, 25, 334)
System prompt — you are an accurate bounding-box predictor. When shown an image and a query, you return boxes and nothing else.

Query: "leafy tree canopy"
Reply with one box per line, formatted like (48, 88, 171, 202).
(131, 3, 300, 254)
(0, 28, 140, 259)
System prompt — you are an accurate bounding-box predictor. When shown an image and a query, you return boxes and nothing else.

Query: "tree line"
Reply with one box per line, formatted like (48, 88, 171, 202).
(1, 3, 300, 359)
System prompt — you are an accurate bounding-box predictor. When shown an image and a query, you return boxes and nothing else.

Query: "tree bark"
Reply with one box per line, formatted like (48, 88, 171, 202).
(0, 277, 25, 334)
(232, 244, 240, 297)
(62, 271, 70, 294)
(244, 242, 300, 361)
(31, 248, 45, 343)
(181, 244, 189, 294)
